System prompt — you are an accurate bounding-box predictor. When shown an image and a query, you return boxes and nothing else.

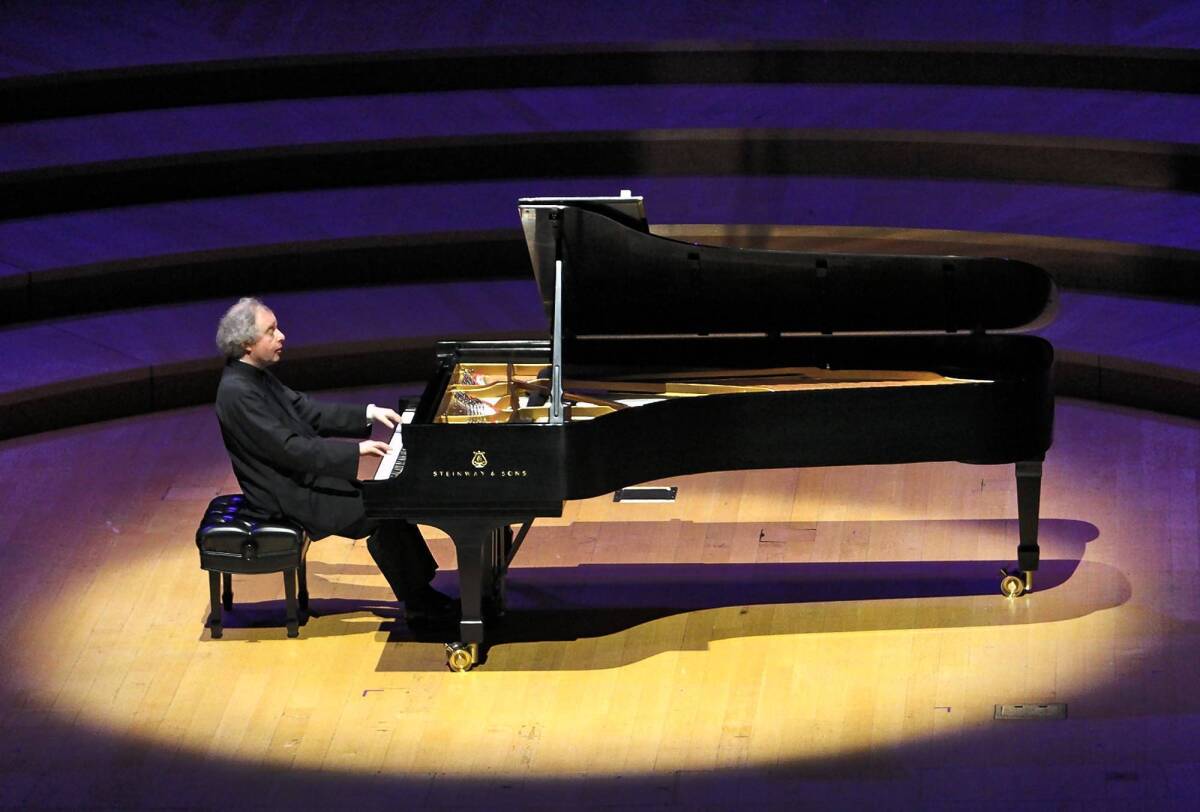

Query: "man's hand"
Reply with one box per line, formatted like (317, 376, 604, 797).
(366, 403, 402, 428)
(358, 440, 391, 458)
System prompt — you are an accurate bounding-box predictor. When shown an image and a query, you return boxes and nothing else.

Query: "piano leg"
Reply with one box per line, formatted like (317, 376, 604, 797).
(418, 515, 532, 671)
(427, 518, 499, 671)
(451, 525, 490, 653)
(1002, 459, 1043, 597)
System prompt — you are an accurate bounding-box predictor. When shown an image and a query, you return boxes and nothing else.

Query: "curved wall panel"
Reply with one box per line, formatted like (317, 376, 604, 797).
(4, 1, 1200, 77)
(6, 177, 1200, 266)
(5, 130, 1200, 220)
(7, 85, 1200, 172)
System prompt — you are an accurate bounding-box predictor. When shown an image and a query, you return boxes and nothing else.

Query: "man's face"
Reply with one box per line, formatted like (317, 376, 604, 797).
(243, 306, 285, 367)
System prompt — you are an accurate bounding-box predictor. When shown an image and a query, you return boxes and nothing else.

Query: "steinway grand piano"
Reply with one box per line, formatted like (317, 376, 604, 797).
(363, 194, 1057, 671)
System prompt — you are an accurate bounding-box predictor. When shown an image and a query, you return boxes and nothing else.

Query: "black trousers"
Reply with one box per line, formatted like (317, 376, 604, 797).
(338, 517, 437, 602)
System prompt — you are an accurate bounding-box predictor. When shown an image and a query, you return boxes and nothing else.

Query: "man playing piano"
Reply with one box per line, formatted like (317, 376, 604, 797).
(213, 297, 456, 621)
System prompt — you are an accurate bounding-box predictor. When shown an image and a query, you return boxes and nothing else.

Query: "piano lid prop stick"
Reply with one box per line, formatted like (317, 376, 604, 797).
(551, 213, 565, 423)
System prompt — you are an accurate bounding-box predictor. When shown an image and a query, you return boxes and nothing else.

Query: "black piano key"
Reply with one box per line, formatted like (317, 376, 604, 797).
(390, 448, 407, 478)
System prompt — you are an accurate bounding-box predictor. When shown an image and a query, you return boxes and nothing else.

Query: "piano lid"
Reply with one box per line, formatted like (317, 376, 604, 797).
(520, 193, 648, 323)
(518, 195, 1057, 341)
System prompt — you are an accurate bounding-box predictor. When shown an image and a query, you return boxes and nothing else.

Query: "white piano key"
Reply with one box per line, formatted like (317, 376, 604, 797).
(373, 407, 415, 480)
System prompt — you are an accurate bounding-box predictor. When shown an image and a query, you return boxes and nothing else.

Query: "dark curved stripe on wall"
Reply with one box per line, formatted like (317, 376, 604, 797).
(4, 130, 1199, 220)
(0, 273, 27, 321)
(3, 42, 1199, 122)
(3, 232, 528, 326)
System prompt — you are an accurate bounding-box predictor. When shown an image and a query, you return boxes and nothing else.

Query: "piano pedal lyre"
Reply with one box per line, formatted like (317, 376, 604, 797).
(999, 568, 1033, 598)
(446, 642, 480, 672)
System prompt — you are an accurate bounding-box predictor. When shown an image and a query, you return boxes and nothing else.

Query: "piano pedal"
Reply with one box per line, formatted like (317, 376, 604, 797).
(999, 568, 1032, 598)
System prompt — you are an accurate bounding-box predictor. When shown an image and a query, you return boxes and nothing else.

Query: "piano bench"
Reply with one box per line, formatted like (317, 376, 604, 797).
(195, 494, 311, 639)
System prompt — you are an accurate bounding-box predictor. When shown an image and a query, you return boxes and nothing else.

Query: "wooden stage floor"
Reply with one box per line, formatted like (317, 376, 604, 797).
(0, 393, 1196, 810)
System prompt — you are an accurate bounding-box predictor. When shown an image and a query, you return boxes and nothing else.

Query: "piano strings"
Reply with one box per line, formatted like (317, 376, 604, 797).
(436, 362, 991, 424)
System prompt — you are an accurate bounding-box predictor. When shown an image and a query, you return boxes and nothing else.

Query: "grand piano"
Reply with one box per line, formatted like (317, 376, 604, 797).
(363, 194, 1056, 671)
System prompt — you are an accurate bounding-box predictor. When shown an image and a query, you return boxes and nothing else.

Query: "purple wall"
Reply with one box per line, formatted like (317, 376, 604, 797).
(4, 1, 1200, 77)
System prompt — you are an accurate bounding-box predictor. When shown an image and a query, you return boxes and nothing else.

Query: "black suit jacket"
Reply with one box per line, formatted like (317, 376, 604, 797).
(215, 360, 372, 539)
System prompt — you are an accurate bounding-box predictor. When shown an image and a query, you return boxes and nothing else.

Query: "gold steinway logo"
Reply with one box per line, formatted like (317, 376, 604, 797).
(429, 449, 527, 478)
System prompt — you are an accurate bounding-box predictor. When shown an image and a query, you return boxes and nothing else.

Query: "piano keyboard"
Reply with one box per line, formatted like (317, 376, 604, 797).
(372, 408, 416, 480)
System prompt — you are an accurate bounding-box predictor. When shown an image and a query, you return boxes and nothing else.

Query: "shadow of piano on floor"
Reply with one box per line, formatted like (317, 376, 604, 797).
(372, 516, 1122, 671)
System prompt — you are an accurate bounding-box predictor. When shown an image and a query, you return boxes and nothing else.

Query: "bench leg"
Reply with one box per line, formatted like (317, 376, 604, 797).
(207, 571, 223, 639)
(222, 572, 233, 611)
(298, 554, 310, 617)
(283, 568, 300, 638)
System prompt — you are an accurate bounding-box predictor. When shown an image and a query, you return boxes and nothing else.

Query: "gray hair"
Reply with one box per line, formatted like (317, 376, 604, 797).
(215, 297, 266, 360)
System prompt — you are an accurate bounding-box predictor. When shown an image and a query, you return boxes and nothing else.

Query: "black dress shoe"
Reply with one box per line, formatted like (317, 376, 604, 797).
(404, 586, 460, 623)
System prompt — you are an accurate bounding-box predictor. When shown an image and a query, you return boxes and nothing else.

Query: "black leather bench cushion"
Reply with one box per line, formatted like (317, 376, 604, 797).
(196, 494, 309, 574)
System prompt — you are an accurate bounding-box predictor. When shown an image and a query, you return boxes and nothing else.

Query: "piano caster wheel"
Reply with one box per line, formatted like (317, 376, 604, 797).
(1000, 568, 1032, 598)
(446, 642, 479, 672)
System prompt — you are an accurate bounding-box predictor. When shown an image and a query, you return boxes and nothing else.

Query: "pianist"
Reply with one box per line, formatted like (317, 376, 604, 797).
(213, 297, 455, 621)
